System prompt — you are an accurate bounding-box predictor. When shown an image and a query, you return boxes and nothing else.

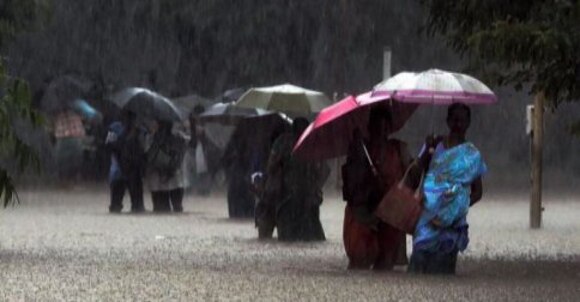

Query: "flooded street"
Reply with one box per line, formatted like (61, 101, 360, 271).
(0, 189, 578, 301)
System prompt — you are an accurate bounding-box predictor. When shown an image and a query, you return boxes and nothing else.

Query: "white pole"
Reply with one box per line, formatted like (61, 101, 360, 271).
(383, 47, 392, 80)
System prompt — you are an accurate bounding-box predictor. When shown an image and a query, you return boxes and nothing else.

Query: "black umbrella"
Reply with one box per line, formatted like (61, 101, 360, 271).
(40, 75, 92, 113)
(195, 101, 291, 159)
(111, 88, 184, 122)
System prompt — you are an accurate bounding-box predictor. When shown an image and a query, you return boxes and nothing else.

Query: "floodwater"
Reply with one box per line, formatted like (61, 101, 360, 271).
(0, 188, 579, 301)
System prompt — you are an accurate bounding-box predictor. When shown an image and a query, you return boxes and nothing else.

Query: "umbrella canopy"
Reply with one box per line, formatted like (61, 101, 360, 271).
(71, 99, 103, 123)
(197, 102, 289, 152)
(198, 102, 272, 125)
(222, 112, 292, 174)
(372, 69, 497, 105)
(215, 88, 246, 103)
(293, 93, 417, 161)
(111, 87, 183, 122)
(235, 84, 331, 117)
(40, 75, 93, 113)
(172, 94, 213, 114)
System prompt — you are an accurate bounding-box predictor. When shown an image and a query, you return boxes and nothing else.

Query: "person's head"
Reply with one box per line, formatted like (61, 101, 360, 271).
(120, 109, 136, 127)
(270, 124, 288, 145)
(292, 117, 309, 137)
(192, 105, 206, 117)
(446, 103, 471, 136)
(190, 105, 205, 125)
(367, 105, 392, 139)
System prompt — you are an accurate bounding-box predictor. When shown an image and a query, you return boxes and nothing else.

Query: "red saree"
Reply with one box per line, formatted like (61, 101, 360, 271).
(343, 139, 408, 270)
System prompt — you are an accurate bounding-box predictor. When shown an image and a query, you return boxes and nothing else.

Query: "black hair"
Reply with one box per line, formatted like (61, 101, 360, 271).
(158, 120, 173, 131)
(192, 105, 206, 116)
(368, 105, 392, 129)
(121, 109, 136, 123)
(447, 103, 471, 121)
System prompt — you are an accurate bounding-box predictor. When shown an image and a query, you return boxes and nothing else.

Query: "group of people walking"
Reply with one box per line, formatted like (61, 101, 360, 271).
(248, 101, 487, 275)
(105, 101, 486, 275)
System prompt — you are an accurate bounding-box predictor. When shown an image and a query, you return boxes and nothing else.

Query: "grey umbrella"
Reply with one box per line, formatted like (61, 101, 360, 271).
(198, 102, 272, 124)
(111, 87, 184, 122)
(172, 93, 214, 114)
(215, 88, 246, 103)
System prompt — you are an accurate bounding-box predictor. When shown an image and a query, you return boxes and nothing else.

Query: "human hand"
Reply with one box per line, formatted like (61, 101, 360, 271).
(431, 218, 442, 228)
(105, 131, 118, 144)
(425, 134, 443, 153)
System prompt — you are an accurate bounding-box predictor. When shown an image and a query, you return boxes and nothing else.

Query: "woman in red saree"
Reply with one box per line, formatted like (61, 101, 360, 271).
(342, 106, 412, 270)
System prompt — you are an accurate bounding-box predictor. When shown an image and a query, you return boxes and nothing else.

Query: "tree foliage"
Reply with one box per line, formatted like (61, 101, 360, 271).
(0, 0, 44, 207)
(421, 0, 580, 108)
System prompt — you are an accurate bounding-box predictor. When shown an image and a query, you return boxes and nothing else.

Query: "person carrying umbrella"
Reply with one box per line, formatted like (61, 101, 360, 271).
(342, 106, 413, 270)
(218, 111, 291, 219)
(105, 109, 147, 213)
(368, 68, 495, 274)
(188, 105, 217, 196)
(146, 119, 188, 213)
(407, 103, 486, 274)
(258, 117, 330, 241)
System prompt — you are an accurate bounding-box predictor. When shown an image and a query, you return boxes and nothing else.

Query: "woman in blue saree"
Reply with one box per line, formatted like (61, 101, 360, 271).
(408, 103, 487, 274)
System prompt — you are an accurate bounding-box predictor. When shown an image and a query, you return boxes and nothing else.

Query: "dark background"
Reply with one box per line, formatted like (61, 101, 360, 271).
(4, 0, 580, 192)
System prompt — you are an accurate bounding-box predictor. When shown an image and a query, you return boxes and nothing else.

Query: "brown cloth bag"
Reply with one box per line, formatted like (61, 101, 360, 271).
(374, 161, 423, 235)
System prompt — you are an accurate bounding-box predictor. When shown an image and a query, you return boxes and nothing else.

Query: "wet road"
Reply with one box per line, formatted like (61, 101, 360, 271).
(0, 189, 579, 301)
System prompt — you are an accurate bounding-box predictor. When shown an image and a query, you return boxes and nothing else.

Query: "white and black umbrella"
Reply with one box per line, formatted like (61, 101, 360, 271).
(235, 84, 331, 117)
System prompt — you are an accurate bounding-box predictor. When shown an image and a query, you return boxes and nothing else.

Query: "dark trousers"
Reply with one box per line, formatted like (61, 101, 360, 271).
(408, 249, 458, 274)
(227, 180, 255, 218)
(109, 176, 144, 213)
(151, 188, 184, 212)
(255, 200, 275, 239)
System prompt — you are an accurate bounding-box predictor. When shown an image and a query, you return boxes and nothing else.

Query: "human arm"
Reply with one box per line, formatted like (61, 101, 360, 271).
(470, 176, 483, 206)
(342, 136, 379, 229)
(342, 134, 372, 206)
(406, 136, 442, 189)
(419, 135, 444, 170)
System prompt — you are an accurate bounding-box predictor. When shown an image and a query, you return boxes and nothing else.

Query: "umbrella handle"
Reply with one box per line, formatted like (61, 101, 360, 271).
(430, 96, 436, 134)
(360, 140, 379, 177)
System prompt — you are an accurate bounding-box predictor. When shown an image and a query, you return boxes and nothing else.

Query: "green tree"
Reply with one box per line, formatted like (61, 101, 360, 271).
(421, 0, 580, 107)
(0, 0, 45, 207)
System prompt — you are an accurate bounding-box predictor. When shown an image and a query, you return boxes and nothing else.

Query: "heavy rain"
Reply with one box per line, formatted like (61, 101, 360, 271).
(1, 1, 580, 301)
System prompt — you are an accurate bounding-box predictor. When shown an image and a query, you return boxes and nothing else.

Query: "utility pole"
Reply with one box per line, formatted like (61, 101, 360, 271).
(530, 91, 545, 228)
(383, 47, 392, 80)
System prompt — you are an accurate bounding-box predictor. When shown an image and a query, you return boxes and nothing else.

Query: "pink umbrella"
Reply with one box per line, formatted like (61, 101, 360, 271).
(292, 93, 417, 161)
(372, 69, 497, 105)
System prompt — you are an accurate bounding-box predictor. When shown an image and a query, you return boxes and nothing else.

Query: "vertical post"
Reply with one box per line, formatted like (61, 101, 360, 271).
(530, 92, 544, 229)
(383, 47, 392, 80)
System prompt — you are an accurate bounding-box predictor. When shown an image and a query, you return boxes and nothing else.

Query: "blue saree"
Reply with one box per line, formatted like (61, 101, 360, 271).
(413, 142, 487, 254)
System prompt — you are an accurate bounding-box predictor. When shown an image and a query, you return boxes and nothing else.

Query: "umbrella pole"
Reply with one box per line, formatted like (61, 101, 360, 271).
(429, 96, 436, 137)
